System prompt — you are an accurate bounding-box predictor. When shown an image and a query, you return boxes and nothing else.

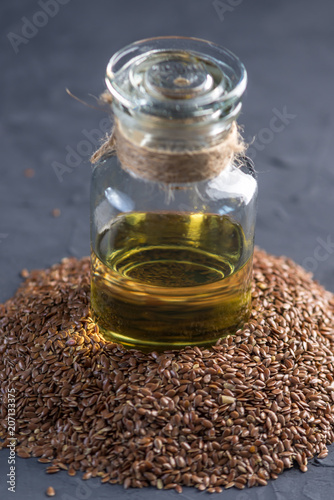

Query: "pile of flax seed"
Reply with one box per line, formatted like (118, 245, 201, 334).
(1, 248, 334, 493)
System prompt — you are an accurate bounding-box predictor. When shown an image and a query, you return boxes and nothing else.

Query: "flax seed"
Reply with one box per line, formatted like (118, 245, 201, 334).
(46, 486, 55, 497)
(1, 249, 334, 493)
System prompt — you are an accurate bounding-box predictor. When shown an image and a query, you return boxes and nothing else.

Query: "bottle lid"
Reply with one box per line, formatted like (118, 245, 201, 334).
(106, 36, 247, 125)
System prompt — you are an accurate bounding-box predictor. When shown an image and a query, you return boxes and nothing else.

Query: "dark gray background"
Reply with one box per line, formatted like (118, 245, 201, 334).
(1, 0, 334, 499)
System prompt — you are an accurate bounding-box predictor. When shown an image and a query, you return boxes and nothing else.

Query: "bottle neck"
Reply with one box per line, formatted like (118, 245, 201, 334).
(113, 106, 238, 153)
(112, 107, 244, 184)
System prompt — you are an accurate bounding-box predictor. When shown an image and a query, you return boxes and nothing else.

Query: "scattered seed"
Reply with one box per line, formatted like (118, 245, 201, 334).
(46, 467, 59, 474)
(46, 486, 55, 497)
(24, 168, 35, 178)
(318, 450, 329, 459)
(51, 208, 61, 218)
(20, 268, 29, 278)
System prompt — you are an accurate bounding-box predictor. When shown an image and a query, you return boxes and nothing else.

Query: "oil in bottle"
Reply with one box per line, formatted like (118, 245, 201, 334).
(90, 211, 252, 350)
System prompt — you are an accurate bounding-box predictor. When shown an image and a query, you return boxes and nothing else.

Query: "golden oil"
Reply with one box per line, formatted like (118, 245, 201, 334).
(90, 212, 252, 350)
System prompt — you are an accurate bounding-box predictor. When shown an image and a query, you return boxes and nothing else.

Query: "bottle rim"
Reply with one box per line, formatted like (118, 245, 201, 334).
(105, 36, 247, 125)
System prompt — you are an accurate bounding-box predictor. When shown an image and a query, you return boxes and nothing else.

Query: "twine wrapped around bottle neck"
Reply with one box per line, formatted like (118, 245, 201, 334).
(91, 92, 246, 184)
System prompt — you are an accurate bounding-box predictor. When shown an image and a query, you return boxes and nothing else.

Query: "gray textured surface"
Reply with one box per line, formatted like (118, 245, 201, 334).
(1, 0, 334, 498)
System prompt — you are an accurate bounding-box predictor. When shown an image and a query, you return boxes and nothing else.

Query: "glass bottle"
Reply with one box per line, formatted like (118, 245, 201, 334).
(90, 36, 257, 351)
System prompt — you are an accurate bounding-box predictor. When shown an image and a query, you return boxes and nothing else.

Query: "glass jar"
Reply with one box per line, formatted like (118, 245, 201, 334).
(90, 36, 257, 351)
